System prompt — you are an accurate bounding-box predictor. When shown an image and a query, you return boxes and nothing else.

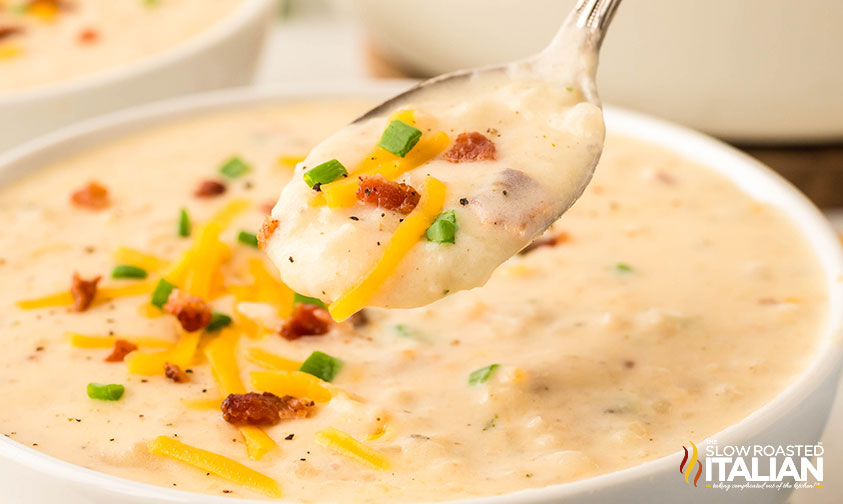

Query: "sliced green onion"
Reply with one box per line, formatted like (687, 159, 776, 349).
(293, 293, 327, 309)
(87, 383, 125, 401)
(299, 351, 343, 382)
(392, 323, 429, 343)
(178, 208, 191, 238)
(219, 156, 252, 179)
(303, 159, 347, 189)
(468, 364, 499, 386)
(150, 278, 176, 308)
(614, 263, 634, 273)
(426, 210, 457, 243)
(111, 264, 148, 280)
(206, 312, 232, 332)
(237, 231, 258, 248)
(378, 120, 422, 157)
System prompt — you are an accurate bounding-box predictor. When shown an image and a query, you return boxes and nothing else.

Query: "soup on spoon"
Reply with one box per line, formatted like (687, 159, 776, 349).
(262, 1, 620, 319)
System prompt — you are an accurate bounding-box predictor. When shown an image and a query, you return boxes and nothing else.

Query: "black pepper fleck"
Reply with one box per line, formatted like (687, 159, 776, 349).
(459, 198, 469, 206)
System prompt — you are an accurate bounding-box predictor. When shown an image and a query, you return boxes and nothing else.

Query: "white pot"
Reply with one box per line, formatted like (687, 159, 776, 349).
(0, 81, 841, 503)
(350, 0, 843, 144)
(0, 0, 276, 154)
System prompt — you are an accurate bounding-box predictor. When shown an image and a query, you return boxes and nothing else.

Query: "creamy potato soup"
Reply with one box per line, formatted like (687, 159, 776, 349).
(267, 75, 604, 316)
(0, 101, 827, 502)
(0, 0, 243, 93)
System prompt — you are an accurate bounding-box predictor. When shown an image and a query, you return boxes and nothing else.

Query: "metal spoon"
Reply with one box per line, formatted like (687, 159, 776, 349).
(354, 0, 623, 124)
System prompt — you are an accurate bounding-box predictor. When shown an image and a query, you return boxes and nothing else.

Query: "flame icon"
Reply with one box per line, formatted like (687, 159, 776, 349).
(680, 441, 703, 487)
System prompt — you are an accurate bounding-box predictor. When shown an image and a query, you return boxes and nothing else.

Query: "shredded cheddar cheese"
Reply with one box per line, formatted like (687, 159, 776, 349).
(17, 281, 156, 310)
(125, 330, 199, 375)
(181, 397, 223, 411)
(148, 436, 282, 498)
(66, 332, 173, 349)
(329, 176, 447, 321)
(0, 44, 23, 60)
(204, 330, 278, 460)
(245, 347, 301, 371)
(112, 247, 168, 272)
(315, 427, 390, 470)
(278, 155, 306, 168)
(250, 370, 334, 403)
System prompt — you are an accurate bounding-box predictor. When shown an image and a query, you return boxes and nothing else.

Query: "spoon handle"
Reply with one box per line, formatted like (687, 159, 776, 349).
(569, 0, 623, 46)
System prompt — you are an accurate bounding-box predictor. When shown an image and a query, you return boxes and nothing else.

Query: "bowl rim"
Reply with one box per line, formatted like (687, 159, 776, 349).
(0, 0, 273, 104)
(0, 81, 841, 504)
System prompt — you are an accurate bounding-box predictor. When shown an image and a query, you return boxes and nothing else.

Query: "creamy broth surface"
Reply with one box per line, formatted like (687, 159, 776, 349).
(0, 0, 243, 93)
(267, 75, 604, 312)
(0, 101, 828, 502)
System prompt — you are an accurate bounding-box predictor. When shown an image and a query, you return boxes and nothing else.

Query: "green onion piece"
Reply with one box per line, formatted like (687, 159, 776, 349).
(206, 312, 232, 332)
(111, 264, 148, 280)
(150, 278, 176, 308)
(303, 159, 347, 189)
(293, 293, 327, 309)
(237, 231, 259, 248)
(392, 323, 429, 343)
(426, 210, 457, 243)
(614, 263, 634, 273)
(378, 120, 422, 157)
(142, 0, 161, 6)
(178, 208, 191, 238)
(219, 156, 252, 179)
(299, 351, 343, 382)
(87, 383, 125, 401)
(468, 364, 500, 386)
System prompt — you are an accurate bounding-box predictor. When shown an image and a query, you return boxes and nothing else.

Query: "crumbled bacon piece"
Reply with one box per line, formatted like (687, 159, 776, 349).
(221, 392, 314, 426)
(443, 132, 497, 163)
(70, 272, 100, 312)
(0, 26, 24, 41)
(78, 28, 98, 44)
(105, 339, 137, 362)
(257, 218, 279, 250)
(519, 231, 569, 255)
(162, 289, 212, 332)
(70, 181, 110, 210)
(164, 362, 190, 383)
(280, 303, 332, 340)
(356, 175, 420, 215)
(194, 179, 227, 198)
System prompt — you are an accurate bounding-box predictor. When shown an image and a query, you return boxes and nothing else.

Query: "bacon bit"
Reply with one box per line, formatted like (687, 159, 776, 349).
(280, 303, 332, 341)
(164, 362, 190, 383)
(257, 218, 279, 250)
(221, 392, 314, 426)
(443, 132, 497, 163)
(0, 26, 24, 41)
(162, 289, 212, 332)
(70, 272, 100, 312)
(70, 181, 110, 210)
(105, 339, 137, 362)
(194, 179, 227, 198)
(519, 231, 570, 255)
(654, 171, 675, 184)
(77, 28, 98, 44)
(356, 175, 420, 215)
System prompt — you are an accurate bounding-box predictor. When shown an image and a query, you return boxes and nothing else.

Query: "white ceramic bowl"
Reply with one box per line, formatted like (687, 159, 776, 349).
(0, 81, 841, 504)
(347, 0, 843, 144)
(0, 0, 275, 154)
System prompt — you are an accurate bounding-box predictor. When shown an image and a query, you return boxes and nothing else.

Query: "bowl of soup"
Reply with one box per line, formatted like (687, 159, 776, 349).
(0, 0, 274, 153)
(0, 82, 840, 504)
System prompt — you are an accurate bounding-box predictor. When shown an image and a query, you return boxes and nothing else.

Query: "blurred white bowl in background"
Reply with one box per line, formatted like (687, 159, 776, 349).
(349, 0, 843, 144)
(0, 0, 276, 153)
